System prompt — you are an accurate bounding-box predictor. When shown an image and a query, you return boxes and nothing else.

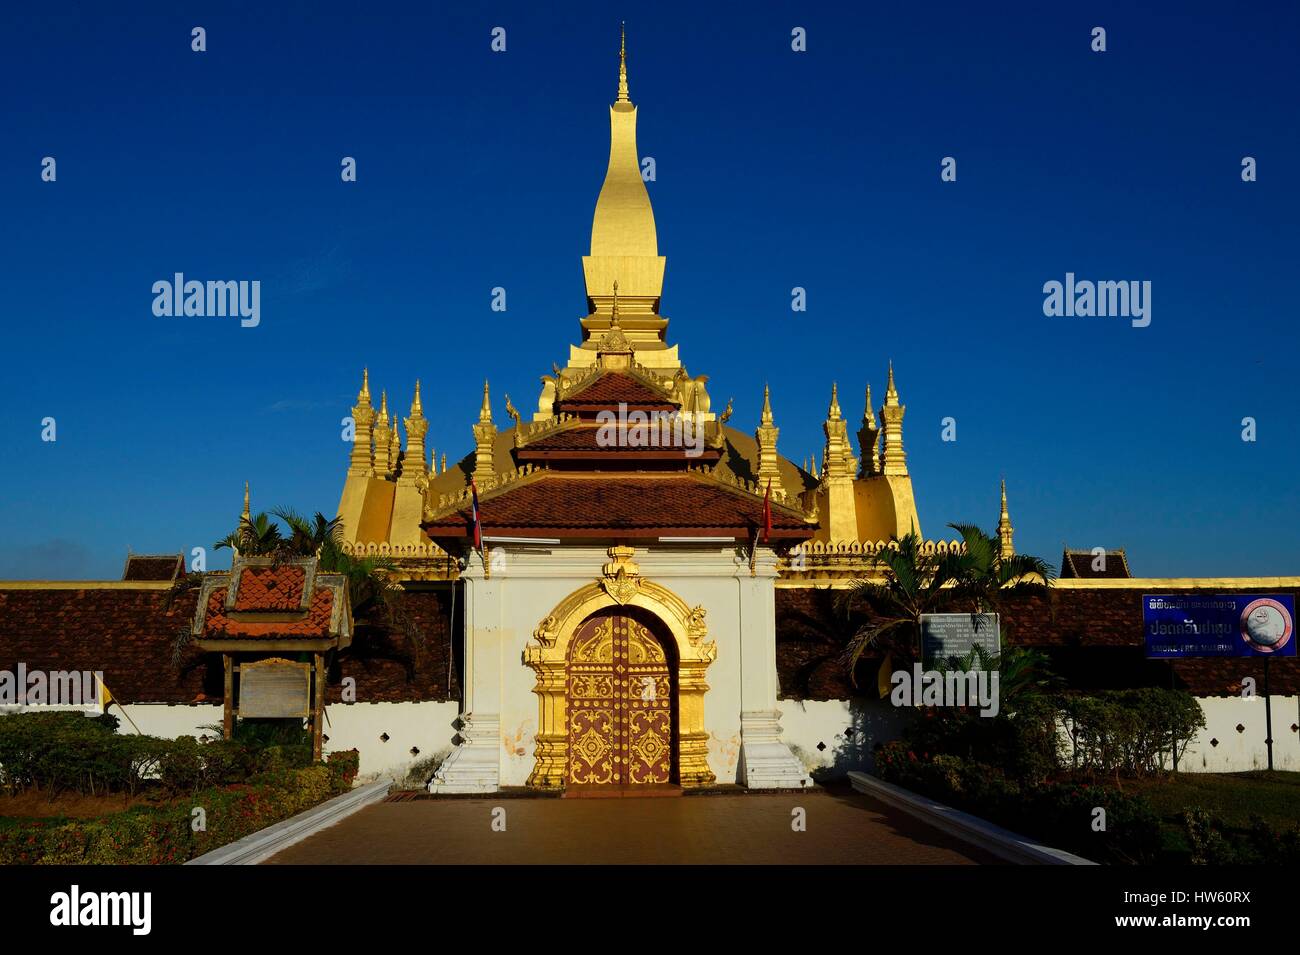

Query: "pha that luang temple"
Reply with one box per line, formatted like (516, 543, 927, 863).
(0, 34, 1296, 787)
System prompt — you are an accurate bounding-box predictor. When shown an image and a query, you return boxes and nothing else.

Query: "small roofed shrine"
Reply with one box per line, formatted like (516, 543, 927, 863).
(192, 555, 353, 759)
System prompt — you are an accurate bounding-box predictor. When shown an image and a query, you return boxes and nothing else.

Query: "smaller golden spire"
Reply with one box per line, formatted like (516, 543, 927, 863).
(479, 380, 493, 424)
(610, 280, 621, 327)
(358, 367, 371, 404)
(828, 382, 843, 420)
(411, 379, 423, 416)
(1000, 478, 1009, 517)
(885, 361, 899, 403)
(378, 389, 389, 421)
(863, 384, 878, 429)
(242, 481, 251, 522)
(616, 22, 630, 104)
(429, 447, 437, 476)
(761, 383, 774, 426)
(441, 452, 447, 473)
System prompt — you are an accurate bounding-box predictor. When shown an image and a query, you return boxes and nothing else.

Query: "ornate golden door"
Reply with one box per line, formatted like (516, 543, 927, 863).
(567, 610, 674, 786)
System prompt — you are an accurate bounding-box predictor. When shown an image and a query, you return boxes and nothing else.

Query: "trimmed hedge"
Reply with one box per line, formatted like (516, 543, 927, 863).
(0, 712, 363, 864)
(0, 756, 361, 865)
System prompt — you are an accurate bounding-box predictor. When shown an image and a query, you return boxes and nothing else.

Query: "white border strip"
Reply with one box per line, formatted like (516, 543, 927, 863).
(185, 779, 391, 865)
(848, 772, 1096, 865)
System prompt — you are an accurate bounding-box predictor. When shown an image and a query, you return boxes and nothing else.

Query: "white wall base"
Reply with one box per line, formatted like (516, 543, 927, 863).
(429, 712, 501, 793)
(738, 710, 813, 789)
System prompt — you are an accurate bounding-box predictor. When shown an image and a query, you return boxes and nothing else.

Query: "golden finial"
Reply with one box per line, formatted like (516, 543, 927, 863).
(358, 367, 371, 404)
(761, 383, 774, 426)
(441, 452, 447, 473)
(242, 481, 251, 522)
(616, 22, 630, 104)
(411, 379, 423, 416)
(479, 380, 493, 423)
(429, 447, 437, 476)
(611, 280, 621, 327)
(886, 361, 899, 401)
(1000, 478, 1009, 517)
(828, 382, 842, 420)
(378, 389, 389, 421)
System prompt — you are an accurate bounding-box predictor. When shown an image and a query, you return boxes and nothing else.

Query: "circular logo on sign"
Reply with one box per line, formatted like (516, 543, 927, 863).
(1239, 598, 1293, 653)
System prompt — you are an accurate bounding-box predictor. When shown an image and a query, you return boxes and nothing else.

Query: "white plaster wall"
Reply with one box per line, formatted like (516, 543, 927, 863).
(483, 543, 761, 787)
(777, 695, 1300, 778)
(107, 703, 223, 738)
(778, 698, 908, 779)
(322, 701, 460, 781)
(4, 701, 461, 783)
(1176, 695, 1299, 773)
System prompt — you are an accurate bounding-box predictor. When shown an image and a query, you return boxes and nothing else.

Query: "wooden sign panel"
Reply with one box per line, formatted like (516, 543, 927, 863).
(238, 659, 312, 718)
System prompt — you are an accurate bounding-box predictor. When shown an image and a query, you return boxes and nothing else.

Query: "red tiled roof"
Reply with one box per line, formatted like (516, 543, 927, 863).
(556, 372, 677, 410)
(425, 474, 812, 539)
(202, 584, 336, 639)
(232, 564, 306, 611)
(1060, 548, 1132, 579)
(516, 424, 722, 462)
(121, 554, 184, 582)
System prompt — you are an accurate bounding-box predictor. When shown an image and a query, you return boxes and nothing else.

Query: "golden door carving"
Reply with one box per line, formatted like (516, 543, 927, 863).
(567, 611, 673, 786)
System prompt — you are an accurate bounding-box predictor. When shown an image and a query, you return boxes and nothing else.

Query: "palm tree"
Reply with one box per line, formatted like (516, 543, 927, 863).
(213, 512, 283, 556)
(841, 523, 1053, 684)
(272, 508, 344, 558)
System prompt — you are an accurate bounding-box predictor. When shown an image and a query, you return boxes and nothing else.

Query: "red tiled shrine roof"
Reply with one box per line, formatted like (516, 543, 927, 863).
(191, 557, 351, 646)
(425, 473, 813, 540)
(554, 372, 678, 412)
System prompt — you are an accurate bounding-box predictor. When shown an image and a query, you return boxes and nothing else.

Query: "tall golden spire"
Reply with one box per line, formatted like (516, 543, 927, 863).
(584, 24, 663, 323)
(411, 378, 423, 415)
(616, 22, 630, 104)
(478, 379, 493, 424)
(358, 367, 370, 403)
(998, 479, 1015, 559)
(241, 481, 251, 522)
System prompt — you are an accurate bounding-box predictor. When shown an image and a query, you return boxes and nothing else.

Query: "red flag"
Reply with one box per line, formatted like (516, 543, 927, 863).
(762, 478, 772, 544)
(470, 479, 482, 551)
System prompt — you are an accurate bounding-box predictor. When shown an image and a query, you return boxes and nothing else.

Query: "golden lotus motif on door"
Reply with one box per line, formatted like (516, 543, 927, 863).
(566, 610, 673, 786)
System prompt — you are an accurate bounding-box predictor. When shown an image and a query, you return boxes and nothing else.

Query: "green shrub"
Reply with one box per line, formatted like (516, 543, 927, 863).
(1061, 689, 1204, 777)
(0, 764, 352, 865)
(876, 742, 1161, 864)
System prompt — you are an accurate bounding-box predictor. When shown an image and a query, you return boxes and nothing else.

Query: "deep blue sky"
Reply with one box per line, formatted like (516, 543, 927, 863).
(1, 1, 1297, 579)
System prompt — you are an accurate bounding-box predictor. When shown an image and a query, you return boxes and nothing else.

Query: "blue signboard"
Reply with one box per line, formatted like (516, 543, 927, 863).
(1143, 594, 1296, 659)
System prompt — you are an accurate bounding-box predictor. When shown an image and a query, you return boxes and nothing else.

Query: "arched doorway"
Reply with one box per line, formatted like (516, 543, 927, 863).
(567, 608, 677, 787)
(523, 546, 717, 791)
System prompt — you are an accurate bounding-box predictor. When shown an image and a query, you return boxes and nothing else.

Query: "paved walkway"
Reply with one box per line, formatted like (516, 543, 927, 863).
(265, 786, 1000, 865)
